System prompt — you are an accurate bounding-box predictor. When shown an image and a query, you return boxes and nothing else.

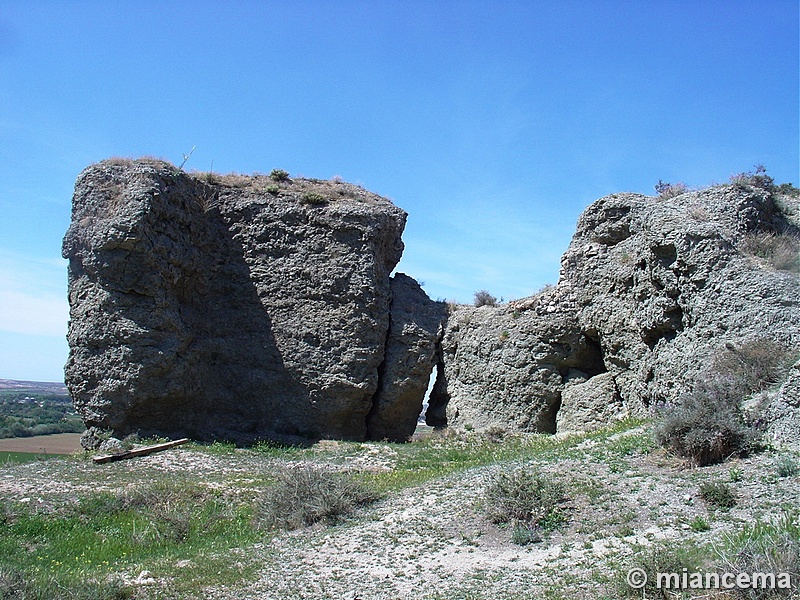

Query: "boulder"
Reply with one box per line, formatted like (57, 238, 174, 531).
(63, 159, 415, 446)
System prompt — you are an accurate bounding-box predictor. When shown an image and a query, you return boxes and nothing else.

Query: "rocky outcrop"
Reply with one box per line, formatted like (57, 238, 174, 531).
(431, 184, 800, 434)
(367, 274, 447, 442)
(64, 159, 800, 445)
(63, 159, 442, 447)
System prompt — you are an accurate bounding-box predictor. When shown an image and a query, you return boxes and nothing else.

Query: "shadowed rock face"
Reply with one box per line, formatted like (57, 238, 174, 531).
(432, 185, 800, 434)
(367, 273, 448, 442)
(63, 159, 435, 447)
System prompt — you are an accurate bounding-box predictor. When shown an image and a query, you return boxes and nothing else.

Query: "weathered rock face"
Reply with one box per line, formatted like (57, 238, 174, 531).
(63, 159, 436, 447)
(432, 184, 800, 434)
(367, 273, 447, 442)
(65, 159, 799, 445)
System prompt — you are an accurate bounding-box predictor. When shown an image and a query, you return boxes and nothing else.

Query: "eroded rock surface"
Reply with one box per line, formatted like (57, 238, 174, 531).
(65, 160, 800, 445)
(367, 274, 447, 442)
(64, 159, 423, 446)
(431, 184, 800, 434)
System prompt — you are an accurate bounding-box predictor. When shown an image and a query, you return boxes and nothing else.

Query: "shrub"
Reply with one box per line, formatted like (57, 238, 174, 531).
(776, 182, 800, 197)
(774, 454, 800, 478)
(654, 337, 793, 466)
(698, 481, 737, 509)
(482, 468, 565, 533)
(654, 392, 758, 466)
(730, 164, 775, 191)
(711, 337, 792, 395)
(740, 231, 800, 273)
(255, 466, 379, 530)
(654, 180, 689, 199)
(689, 515, 710, 532)
(301, 192, 327, 206)
(510, 521, 541, 545)
(269, 168, 290, 182)
(473, 290, 498, 307)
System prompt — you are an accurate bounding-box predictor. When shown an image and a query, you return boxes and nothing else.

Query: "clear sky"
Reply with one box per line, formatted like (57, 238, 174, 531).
(0, 1, 798, 382)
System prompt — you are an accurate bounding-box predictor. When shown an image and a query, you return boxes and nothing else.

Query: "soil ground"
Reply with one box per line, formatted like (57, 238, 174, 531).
(0, 433, 82, 454)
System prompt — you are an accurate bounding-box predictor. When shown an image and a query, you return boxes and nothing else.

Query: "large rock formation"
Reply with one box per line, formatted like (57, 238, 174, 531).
(63, 159, 440, 447)
(431, 183, 800, 436)
(64, 159, 799, 447)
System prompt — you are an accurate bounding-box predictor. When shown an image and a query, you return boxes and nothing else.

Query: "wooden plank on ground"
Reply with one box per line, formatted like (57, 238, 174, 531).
(92, 438, 190, 464)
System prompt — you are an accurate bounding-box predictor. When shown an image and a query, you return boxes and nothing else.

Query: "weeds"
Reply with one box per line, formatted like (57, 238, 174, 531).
(774, 454, 799, 478)
(654, 180, 689, 199)
(654, 337, 791, 466)
(654, 392, 757, 466)
(699, 482, 737, 509)
(301, 192, 327, 206)
(717, 510, 799, 599)
(730, 164, 775, 191)
(689, 515, 711, 532)
(481, 468, 566, 538)
(269, 168, 290, 182)
(0, 568, 134, 599)
(255, 466, 380, 530)
(618, 540, 706, 598)
(740, 231, 800, 273)
(0, 480, 255, 598)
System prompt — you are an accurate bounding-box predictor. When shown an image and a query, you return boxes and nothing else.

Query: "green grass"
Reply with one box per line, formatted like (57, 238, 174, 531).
(0, 451, 54, 464)
(0, 480, 260, 598)
(0, 417, 664, 599)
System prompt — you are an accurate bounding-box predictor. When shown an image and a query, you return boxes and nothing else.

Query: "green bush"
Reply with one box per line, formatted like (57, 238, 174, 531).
(774, 454, 800, 478)
(269, 168, 290, 182)
(481, 468, 565, 534)
(301, 192, 327, 206)
(255, 466, 379, 530)
(698, 481, 737, 509)
(473, 290, 498, 307)
(689, 515, 710, 532)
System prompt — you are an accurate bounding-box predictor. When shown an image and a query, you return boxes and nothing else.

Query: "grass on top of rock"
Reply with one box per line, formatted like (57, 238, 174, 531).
(473, 289, 498, 307)
(740, 230, 800, 273)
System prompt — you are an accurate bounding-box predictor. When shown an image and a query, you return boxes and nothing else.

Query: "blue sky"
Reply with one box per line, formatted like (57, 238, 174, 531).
(0, 1, 798, 381)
